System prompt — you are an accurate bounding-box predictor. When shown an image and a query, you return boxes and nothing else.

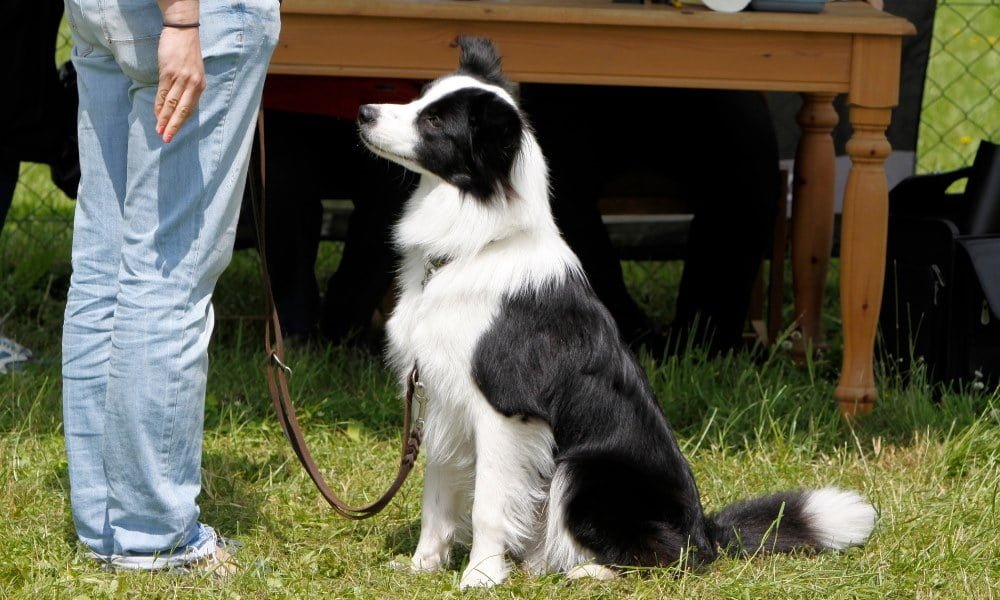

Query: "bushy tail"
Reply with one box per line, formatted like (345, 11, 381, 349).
(708, 487, 876, 556)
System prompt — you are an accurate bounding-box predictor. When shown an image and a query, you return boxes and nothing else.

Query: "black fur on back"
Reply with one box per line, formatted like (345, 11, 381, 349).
(472, 273, 718, 567)
(455, 36, 514, 93)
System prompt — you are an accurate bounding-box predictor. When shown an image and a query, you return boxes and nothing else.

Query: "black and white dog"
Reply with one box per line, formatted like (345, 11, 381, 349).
(358, 38, 875, 589)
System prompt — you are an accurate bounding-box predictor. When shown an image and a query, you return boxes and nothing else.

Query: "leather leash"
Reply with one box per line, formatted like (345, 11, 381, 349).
(249, 109, 424, 519)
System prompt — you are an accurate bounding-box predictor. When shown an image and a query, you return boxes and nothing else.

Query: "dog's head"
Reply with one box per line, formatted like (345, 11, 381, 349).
(358, 38, 524, 202)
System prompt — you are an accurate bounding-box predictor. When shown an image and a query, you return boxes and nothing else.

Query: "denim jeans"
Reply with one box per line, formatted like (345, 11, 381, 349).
(61, 0, 279, 561)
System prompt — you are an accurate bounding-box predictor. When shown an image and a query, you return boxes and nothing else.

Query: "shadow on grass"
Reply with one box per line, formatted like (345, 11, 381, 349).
(382, 520, 421, 558)
(380, 520, 473, 574)
(44, 444, 276, 551)
(199, 449, 280, 538)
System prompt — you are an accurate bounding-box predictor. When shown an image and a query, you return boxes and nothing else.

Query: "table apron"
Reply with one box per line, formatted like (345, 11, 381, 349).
(271, 15, 854, 93)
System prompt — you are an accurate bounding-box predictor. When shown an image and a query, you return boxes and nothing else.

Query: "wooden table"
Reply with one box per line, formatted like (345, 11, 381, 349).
(271, 0, 915, 417)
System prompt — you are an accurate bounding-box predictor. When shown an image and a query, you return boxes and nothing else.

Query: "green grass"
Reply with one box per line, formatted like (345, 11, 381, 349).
(2, 244, 999, 598)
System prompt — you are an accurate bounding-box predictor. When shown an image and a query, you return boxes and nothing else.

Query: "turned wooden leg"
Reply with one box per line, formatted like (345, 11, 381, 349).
(836, 106, 892, 416)
(790, 93, 838, 361)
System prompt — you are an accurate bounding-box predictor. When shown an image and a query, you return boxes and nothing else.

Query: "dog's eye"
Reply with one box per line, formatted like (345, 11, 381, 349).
(424, 114, 443, 128)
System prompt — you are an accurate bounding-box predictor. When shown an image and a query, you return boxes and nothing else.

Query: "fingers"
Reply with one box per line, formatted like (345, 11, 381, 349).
(155, 27, 206, 144)
(155, 72, 205, 143)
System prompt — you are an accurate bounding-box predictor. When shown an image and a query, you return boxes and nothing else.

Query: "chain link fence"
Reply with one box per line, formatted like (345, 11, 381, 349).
(917, 0, 999, 175)
(3, 4, 997, 321)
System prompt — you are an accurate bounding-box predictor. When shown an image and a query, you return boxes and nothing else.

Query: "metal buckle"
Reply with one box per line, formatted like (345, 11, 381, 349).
(421, 264, 437, 288)
(421, 257, 450, 288)
(270, 351, 293, 377)
(412, 379, 427, 433)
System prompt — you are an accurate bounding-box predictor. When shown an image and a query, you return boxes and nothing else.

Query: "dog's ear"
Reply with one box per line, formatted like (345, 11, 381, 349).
(464, 90, 523, 201)
(455, 37, 512, 91)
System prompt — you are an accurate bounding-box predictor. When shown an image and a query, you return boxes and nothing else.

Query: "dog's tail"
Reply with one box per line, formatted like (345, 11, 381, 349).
(706, 487, 876, 557)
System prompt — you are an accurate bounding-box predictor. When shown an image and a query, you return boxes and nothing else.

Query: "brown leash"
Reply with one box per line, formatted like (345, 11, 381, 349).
(249, 109, 424, 519)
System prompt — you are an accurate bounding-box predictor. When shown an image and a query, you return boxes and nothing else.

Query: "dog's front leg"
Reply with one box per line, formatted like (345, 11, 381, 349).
(460, 412, 543, 589)
(411, 462, 465, 572)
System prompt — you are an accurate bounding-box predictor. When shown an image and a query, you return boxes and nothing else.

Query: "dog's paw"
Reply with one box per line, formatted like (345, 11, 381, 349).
(410, 551, 447, 573)
(566, 563, 617, 581)
(460, 555, 509, 589)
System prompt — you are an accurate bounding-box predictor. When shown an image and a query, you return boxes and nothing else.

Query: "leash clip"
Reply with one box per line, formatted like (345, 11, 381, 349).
(411, 378, 428, 433)
(421, 256, 451, 288)
(270, 351, 293, 377)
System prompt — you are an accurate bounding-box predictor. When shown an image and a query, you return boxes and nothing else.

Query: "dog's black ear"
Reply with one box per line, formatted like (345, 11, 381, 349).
(455, 37, 511, 91)
(464, 90, 523, 201)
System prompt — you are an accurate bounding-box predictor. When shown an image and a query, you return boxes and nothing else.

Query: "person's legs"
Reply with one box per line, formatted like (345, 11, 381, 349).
(671, 91, 779, 354)
(0, 160, 34, 370)
(520, 84, 660, 350)
(321, 119, 415, 344)
(0, 158, 17, 231)
(262, 109, 326, 340)
(62, 0, 279, 561)
(259, 111, 411, 345)
(61, 29, 132, 555)
(520, 85, 778, 356)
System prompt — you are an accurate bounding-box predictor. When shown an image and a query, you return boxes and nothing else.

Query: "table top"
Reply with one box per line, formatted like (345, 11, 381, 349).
(280, 0, 915, 36)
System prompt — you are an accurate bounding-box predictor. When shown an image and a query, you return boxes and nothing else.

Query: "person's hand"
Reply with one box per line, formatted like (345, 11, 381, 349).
(155, 26, 205, 143)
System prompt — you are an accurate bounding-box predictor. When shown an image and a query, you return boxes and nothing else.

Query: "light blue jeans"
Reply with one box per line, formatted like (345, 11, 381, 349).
(61, 0, 279, 562)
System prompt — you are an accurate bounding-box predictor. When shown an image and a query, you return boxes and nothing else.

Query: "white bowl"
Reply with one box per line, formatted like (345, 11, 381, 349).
(702, 0, 752, 12)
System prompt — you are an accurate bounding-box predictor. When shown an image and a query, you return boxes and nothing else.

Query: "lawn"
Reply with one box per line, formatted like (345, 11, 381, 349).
(2, 241, 998, 598)
(2, 1, 999, 598)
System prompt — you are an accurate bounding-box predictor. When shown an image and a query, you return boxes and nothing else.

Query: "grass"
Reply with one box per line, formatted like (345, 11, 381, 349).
(2, 242, 999, 598)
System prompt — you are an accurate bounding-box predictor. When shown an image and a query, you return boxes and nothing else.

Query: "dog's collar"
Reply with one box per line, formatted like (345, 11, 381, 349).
(422, 256, 451, 288)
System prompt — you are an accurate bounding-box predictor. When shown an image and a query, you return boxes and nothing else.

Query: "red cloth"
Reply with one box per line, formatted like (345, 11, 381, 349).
(262, 75, 424, 119)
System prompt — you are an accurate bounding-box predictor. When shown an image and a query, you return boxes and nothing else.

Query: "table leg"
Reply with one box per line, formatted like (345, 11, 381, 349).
(791, 93, 838, 361)
(836, 105, 892, 417)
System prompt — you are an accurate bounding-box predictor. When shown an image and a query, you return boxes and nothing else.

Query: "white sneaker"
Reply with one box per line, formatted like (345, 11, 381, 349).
(88, 525, 241, 578)
(0, 336, 32, 374)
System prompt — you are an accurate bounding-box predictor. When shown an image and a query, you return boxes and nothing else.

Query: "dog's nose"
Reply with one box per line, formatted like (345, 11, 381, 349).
(358, 104, 379, 125)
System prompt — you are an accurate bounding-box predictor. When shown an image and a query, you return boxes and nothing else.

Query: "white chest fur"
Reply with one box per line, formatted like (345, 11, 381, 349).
(386, 182, 580, 466)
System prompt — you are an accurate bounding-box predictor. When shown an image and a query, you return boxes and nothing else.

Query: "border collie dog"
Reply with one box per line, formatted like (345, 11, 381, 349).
(358, 37, 876, 589)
